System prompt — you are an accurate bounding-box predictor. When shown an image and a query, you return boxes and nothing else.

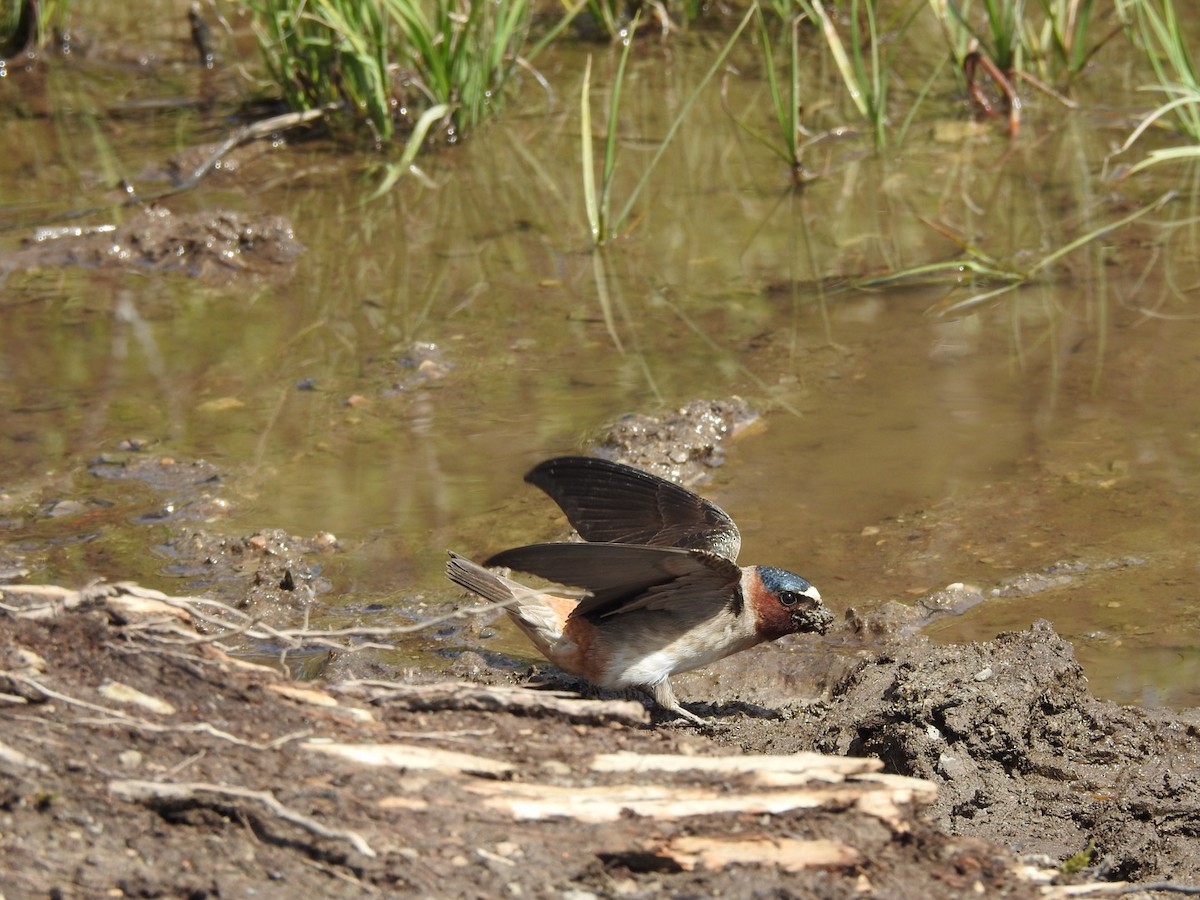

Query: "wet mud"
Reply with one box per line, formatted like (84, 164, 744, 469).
(0, 588, 1054, 899)
(4, 576, 1198, 897)
(2, 206, 302, 284)
(594, 397, 761, 485)
(696, 620, 1200, 884)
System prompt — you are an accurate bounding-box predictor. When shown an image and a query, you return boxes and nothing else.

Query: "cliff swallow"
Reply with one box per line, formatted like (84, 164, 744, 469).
(446, 456, 832, 725)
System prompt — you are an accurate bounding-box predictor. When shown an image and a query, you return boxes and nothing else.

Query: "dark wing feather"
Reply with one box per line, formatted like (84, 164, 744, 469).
(524, 456, 742, 562)
(485, 541, 742, 619)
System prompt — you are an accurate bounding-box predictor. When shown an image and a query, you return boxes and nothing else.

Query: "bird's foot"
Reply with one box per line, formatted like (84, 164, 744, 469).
(662, 705, 712, 728)
(649, 679, 723, 729)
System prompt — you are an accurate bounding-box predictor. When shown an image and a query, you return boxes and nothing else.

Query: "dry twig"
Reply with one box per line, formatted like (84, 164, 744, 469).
(2, 580, 520, 661)
(336, 679, 651, 726)
(7, 673, 310, 751)
(108, 779, 376, 858)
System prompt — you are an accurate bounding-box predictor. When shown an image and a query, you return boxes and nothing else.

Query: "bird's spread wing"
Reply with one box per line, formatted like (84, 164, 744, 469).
(485, 542, 743, 619)
(523, 456, 742, 562)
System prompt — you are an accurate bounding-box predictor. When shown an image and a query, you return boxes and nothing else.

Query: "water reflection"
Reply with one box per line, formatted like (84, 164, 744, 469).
(1, 19, 1198, 709)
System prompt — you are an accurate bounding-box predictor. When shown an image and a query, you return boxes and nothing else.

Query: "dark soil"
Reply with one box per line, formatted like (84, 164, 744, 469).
(687, 618, 1200, 883)
(0, 590, 1037, 899)
(2, 582, 1198, 898)
(3, 206, 302, 284)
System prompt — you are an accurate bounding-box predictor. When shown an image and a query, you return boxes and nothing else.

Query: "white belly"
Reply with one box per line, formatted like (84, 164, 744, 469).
(598, 620, 762, 688)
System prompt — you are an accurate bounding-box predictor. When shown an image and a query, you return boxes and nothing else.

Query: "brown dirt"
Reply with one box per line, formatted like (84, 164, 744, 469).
(3, 582, 1199, 898)
(3, 206, 302, 284)
(686, 618, 1200, 883)
(1, 590, 1045, 899)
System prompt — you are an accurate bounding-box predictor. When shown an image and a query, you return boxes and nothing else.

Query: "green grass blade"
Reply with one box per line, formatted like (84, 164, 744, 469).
(1127, 145, 1200, 174)
(612, 4, 756, 232)
(1029, 192, 1174, 272)
(366, 103, 452, 201)
(600, 18, 639, 240)
(928, 282, 1023, 316)
(802, 0, 868, 119)
(581, 55, 600, 243)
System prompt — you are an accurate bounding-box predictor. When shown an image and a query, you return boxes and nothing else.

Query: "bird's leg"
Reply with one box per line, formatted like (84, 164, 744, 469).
(650, 679, 709, 727)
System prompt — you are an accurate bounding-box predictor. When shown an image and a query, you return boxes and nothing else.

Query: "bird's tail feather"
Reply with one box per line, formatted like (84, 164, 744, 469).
(445, 551, 516, 606)
(445, 551, 572, 655)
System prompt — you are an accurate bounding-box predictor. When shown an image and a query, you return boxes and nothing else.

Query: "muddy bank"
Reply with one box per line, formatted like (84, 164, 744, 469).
(688, 619, 1200, 884)
(1, 586, 1040, 899)
(3, 206, 303, 284)
(4, 582, 1199, 897)
(445, 604, 1200, 889)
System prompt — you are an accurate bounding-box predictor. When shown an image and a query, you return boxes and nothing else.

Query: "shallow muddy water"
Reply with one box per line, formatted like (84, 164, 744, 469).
(2, 3, 1198, 708)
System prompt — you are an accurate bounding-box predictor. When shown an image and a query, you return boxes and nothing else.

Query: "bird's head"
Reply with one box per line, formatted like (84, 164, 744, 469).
(748, 565, 832, 641)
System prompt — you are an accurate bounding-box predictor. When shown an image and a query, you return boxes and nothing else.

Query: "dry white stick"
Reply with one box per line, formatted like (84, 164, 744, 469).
(10, 674, 309, 751)
(108, 779, 376, 858)
(76, 718, 313, 751)
(3, 580, 522, 652)
(337, 680, 650, 725)
(10, 674, 148, 721)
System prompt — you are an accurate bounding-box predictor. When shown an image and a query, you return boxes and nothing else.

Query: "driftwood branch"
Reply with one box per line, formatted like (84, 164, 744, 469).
(302, 741, 514, 777)
(336, 679, 650, 726)
(1, 580, 520, 655)
(5, 673, 311, 751)
(108, 779, 375, 858)
(649, 835, 860, 872)
(176, 108, 330, 188)
(464, 778, 910, 825)
(1042, 883, 1200, 898)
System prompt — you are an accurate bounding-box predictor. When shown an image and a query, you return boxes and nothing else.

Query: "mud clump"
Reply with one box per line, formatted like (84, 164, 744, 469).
(8, 206, 303, 283)
(595, 397, 760, 485)
(156, 527, 339, 624)
(712, 619, 1200, 884)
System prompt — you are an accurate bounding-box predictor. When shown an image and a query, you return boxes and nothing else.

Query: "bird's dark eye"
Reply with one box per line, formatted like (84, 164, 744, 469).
(779, 591, 799, 606)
